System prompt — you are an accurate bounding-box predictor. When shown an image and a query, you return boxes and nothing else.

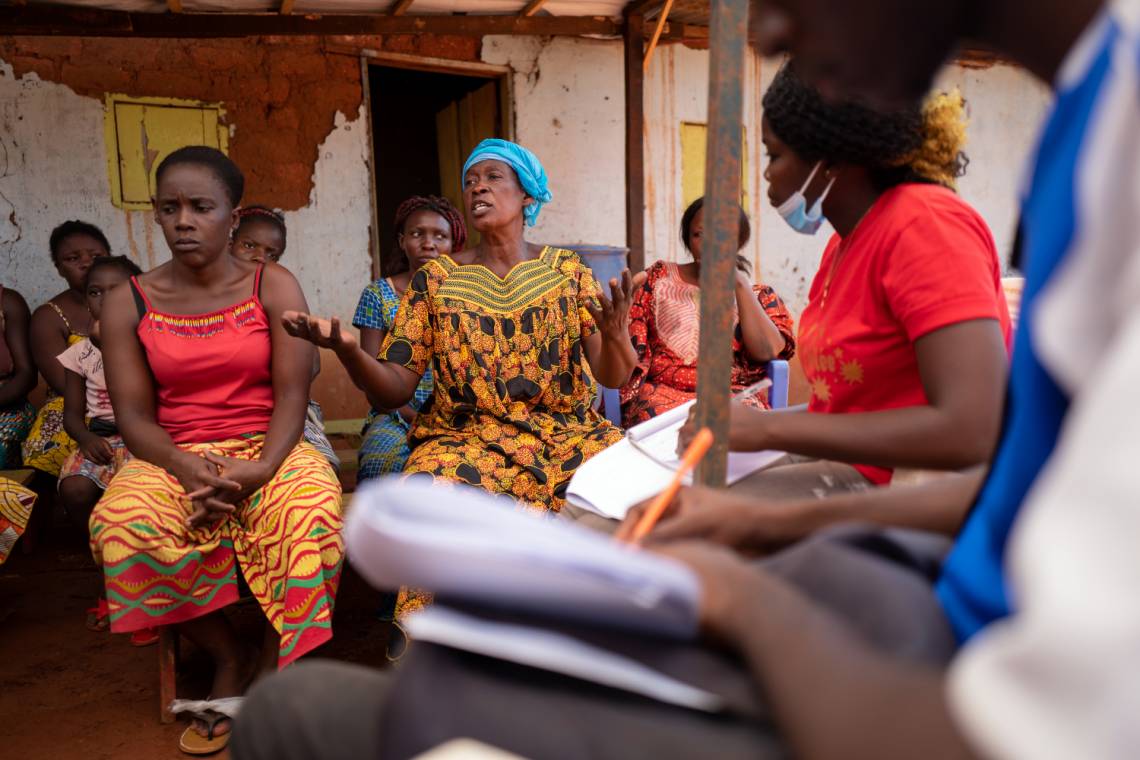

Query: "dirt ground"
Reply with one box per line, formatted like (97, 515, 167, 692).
(0, 505, 393, 760)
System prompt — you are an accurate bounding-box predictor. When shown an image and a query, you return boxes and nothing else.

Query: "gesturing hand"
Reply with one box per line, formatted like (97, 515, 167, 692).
(586, 269, 647, 344)
(282, 311, 358, 353)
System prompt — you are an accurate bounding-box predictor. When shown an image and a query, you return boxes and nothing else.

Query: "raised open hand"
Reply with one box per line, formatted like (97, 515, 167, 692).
(585, 269, 647, 343)
(282, 311, 358, 353)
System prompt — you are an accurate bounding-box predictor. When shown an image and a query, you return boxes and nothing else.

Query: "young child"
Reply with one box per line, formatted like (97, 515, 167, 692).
(57, 255, 156, 646)
(231, 206, 339, 472)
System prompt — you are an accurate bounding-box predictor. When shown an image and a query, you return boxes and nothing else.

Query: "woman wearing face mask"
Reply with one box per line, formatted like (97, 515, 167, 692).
(676, 63, 1010, 500)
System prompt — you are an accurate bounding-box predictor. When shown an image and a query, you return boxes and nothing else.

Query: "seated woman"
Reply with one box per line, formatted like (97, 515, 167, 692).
(0, 284, 37, 467)
(286, 139, 641, 510)
(0, 284, 38, 563)
(621, 197, 795, 428)
(23, 221, 110, 477)
(351, 195, 466, 481)
(92, 146, 342, 755)
(230, 205, 339, 472)
(674, 63, 1010, 504)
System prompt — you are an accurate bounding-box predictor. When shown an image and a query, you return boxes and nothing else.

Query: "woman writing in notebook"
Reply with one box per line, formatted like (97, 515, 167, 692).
(286, 139, 642, 513)
(669, 62, 1011, 508)
(93, 147, 342, 755)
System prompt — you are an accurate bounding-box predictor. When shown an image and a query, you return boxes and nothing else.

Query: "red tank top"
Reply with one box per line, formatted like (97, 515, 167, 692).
(131, 266, 274, 444)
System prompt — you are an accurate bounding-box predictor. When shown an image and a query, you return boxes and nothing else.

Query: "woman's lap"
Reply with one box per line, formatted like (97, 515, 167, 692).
(90, 438, 344, 666)
(21, 396, 76, 476)
(730, 456, 871, 502)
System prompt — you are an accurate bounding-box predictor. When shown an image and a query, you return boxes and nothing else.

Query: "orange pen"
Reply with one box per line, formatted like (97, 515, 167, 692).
(628, 427, 714, 543)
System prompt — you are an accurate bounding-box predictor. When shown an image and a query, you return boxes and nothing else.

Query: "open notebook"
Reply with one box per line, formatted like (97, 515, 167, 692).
(345, 477, 702, 638)
(566, 399, 785, 521)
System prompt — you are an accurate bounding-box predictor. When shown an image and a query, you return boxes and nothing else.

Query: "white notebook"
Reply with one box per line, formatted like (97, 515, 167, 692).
(566, 400, 785, 521)
(345, 477, 702, 638)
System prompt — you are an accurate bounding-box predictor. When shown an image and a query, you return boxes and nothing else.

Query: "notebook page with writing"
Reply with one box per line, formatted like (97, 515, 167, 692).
(566, 400, 785, 520)
(345, 477, 702, 638)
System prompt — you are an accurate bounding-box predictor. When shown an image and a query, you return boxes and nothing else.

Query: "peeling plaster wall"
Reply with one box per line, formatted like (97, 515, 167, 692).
(482, 35, 627, 249)
(0, 63, 371, 322)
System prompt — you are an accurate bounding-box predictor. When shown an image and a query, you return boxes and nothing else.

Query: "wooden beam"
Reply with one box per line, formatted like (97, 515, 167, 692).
(693, 0, 748, 486)
(520, 0, 550, 17)
(625, 0, 667, 15)
(279, 0, 296, 14)
(389, 0, 416, 15)
(642, 0, 673, 73)
(166, 0, 183, 12)
(0, 7, 621, 37)
(623, 11, 646, 274)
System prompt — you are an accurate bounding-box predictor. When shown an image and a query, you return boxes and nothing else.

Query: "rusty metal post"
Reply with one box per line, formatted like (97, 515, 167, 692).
(693, 0, 748, 486)
(624, 9, 647, 273)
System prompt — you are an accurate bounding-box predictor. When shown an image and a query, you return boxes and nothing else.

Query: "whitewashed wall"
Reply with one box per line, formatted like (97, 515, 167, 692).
(0, 61, 371, 322)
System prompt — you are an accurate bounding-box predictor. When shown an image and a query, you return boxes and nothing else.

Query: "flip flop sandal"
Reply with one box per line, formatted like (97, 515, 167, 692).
(178, 712, 230, 756)
(171, 697, 243, 757)
(130, 627, 159, 647)
(86, 598, 110, 632)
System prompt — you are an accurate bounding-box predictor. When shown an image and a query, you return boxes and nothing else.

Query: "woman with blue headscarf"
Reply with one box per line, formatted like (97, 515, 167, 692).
(286, 139, 644, 513)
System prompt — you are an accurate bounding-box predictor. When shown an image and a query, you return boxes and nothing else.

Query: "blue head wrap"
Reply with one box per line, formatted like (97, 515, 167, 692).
(462, 139, 552, 227)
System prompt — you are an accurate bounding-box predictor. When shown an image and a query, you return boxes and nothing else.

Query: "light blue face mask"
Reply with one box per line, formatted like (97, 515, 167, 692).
(775, 162, 835, 235)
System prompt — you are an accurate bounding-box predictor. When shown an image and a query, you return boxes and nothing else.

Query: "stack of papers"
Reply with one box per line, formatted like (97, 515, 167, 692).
(566, 400, 785, 520)
(345, 477, 702, 638)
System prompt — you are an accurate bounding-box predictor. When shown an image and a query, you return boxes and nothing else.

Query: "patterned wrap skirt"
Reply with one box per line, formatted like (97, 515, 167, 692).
(21, 395, 78, 477)
(0, 401, 35, 468)
(0, 477, 36, 564)
(89, 436, 343, 667)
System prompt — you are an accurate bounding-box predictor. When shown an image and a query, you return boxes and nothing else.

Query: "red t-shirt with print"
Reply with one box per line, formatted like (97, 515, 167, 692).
(797, 183, 1011, 485)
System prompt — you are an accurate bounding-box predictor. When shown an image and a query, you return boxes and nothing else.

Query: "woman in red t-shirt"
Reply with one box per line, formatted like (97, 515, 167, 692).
(678, 63, 1010, 501)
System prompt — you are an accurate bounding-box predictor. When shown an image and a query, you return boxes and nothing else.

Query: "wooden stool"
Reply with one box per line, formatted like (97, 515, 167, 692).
(159, 627, 180, 723)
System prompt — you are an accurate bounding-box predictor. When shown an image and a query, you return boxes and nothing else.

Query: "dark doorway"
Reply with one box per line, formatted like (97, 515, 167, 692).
(368, 64, 508, 277)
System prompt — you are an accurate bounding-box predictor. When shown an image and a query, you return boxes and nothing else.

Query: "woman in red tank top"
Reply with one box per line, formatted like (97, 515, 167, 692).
(91, 147, 342, 754)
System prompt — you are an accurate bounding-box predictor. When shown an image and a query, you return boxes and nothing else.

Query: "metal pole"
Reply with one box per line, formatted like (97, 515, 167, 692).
(693, 0, 748, 486)
(624, 9, 647, 273)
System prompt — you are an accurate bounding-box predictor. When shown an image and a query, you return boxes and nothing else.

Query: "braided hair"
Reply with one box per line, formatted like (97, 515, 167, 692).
(763, 62, 969, 191)
(235, 205, 288, 253)
(392, 195, 468, 272)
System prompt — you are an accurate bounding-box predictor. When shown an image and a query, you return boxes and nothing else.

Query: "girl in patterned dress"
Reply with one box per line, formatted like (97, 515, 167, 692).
(23, 221, 110, 477)
(351, 195, 467, 481)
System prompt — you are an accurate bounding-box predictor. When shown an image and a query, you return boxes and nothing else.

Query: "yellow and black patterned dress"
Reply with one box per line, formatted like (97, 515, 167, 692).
(381, 246, 622, 511)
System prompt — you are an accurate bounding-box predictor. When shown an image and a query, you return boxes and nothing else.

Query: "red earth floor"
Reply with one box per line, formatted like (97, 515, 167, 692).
(0, 506, 393, 759)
